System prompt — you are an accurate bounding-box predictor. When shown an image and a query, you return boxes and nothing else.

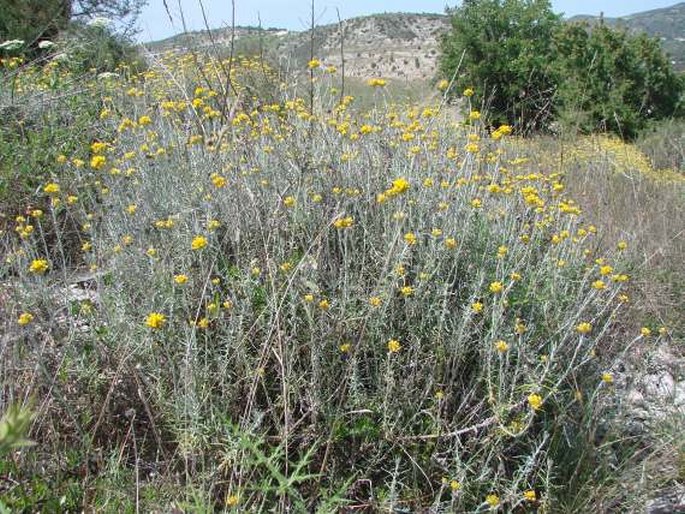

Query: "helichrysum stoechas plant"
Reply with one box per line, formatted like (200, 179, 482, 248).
(1, 50, 676, 512)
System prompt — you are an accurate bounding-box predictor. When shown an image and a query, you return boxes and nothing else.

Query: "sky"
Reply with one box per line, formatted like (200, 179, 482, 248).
(137, 0, 681, 42)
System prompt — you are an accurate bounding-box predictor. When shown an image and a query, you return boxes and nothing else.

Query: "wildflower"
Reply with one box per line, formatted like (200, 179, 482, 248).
(617, 241, 628, 251)
(389, 177, 410, 195)
(515, 319, 526, 334)
(450, 480, 461, 491)
(29, 258, 49, 274)
(303, 294, 314, 303)
(445, 237, 457, 249)
(145, 312, 166, 329)
(592, 280, 606, 290)
(43, 183, 60, 195)
(471, 301, 484, 313)
(599, 265, 613, 276)
(601, 372, 614, 384)
(191, 236, 207, 251)
(279, 262, 293, 273)
(339, 342, 351, 353)
(226, 494, 239, 507)
(528, 393, 543, 411)
(369, 296, 382, 307)
(283, 196, 296, 208)
(510, 271, 522, 281)
(463, 87, 475, 97)
(318, 299, 330, 310)
(367, 78, 387, 87)
(67, 195, 79, 205)
(495, 340, 509, 353)
(211, 173, 227, 188)
(387, 339, 401, 353)
(576, 322, 592, 335)
(307, 58, 321, 69)
(496, 245, 508, 258)
(196, 317, 210, 329)
(523, 490, 536, 502)
(485, 494, 500, 508)
(30, 209, 43, 218)
(658, 326, 668, 336)
(437, 79, 449, 91)
(82, 241, 92, 252)
(174, 274, 188, 285)
(489, 281, 504, 294)
(251, 266, 261, 277)
(90, 155, 106, 170)
(640, 327, 652, 337)
(469, 110, 481, 121)
(431, 227, 443, 237)
(18, 312, 34, 326)
(404, 232, 417, 245)
(333, 216, 354, 229)
(471, 198, 482, 209)
(399, 286, 414, 297)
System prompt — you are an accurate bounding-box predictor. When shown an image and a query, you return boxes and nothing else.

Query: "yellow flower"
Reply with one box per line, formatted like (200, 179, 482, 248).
(307, 58, 321, 69)
(211, 173, 227, 188)
(485, 494, 500, 508)
(145, 312, 166, 329)
(576, 322, 592, 335)
(339, 342, 352, 353)
(196, 317, 210, 329)
(496, 245, 508, 258)
(387, 339, 401, 353)
(640, 327, 652, 337)
(43, 183, 60, 195)
(617, 240, 628, 251)
(333, 216, 354, 229)
(601, 372, 614, 384)
(399, 286, 414, 297)
(318, 299, 330, 310)
(303, 293, 314, 303)
(389, 177, 410, 195)
(225, 494, 239, 507)
(592, 280, 606, 290)
(445, 237, 457, 249)
(404, 232, 417, 245)
(367, 78, 387, 87)
(463, 87, 475, 97)
(18, 312, 34, 326)
(599, 265, 614, 276)
(369, 296, 382, 307)
(126, 204, 137, 215)
(450, 480, 461, 491)
(495, 340, 509, 353)
(489, 281, 504, 294)
(471, 198, 482, 208)
(29, 258, 49, 274)
(174, 274, 188, 285)
(528, 393, 543, 411)
(523, 490, 536, 502)
(283, 196, 296, 208)
(469, 110, 481, 121)
(191, 236, 208, 250)
(90, 155, 106, 170)
(510, 271, 522, 281)
(471, 301, 484, 313)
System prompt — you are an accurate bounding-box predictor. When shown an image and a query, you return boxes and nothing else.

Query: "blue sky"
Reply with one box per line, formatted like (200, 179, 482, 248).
(137, 0, 680, 42)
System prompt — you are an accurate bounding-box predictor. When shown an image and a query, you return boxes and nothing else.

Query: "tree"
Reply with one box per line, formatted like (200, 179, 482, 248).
(0, 0, 145, 46)
(554, 21, 683, 138)
(439, 0, 562, 132)
(438, 0, 684, 138)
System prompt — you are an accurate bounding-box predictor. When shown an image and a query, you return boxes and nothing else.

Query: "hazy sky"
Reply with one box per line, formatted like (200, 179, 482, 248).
(137, 0, 679, 42)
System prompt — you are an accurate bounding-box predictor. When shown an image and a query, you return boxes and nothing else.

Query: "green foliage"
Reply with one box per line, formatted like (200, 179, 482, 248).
(439, 0, 684, 138)
(0, 0, 70, 47)
(554, 22, 683, 139)
(439, 0, 562, 132)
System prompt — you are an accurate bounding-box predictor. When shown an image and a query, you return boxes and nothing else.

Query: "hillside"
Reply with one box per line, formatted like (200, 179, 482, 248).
(142, 3, 685, 80)
(570, 2, 685, 70)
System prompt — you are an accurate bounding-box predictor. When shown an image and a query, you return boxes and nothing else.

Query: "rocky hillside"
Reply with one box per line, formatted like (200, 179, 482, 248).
(143, 3, 685, 79)
(571, 2, 685, 70)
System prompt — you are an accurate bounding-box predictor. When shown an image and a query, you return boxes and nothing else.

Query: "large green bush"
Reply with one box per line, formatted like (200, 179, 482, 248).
(438, 0, 684, 138)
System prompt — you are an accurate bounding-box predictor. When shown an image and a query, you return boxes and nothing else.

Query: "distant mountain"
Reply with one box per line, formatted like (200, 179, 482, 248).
(143, 3, 685, 80)
(570, 2, 685, 70)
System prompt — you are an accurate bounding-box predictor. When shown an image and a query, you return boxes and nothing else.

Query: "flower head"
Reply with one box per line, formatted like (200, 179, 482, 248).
(29, 258, 49, 274)
(191, 236, 208, 251)
(145, 312, 166, 329)
(387, 339, 401, 353)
